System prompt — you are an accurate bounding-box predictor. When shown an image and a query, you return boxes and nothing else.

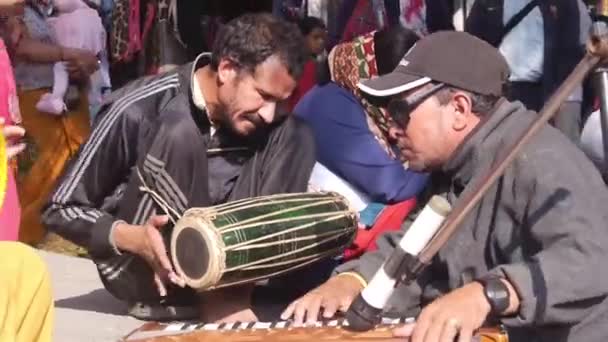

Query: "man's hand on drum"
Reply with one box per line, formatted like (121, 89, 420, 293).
(280, 274, 365, 326)
(112, 215, 186, 296)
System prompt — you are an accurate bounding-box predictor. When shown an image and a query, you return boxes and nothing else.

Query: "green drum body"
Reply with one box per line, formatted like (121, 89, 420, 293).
(170, 192, 358, 291)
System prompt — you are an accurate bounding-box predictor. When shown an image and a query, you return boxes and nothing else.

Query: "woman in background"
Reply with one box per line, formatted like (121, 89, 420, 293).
(0, 3, 54, 341)
(9, 0, 98, 244)
(295, 26, 428, 207)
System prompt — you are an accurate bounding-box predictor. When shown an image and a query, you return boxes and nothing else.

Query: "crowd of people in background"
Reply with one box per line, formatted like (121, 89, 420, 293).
(0, 0, 606, 341)
(0, 0, 603, 248)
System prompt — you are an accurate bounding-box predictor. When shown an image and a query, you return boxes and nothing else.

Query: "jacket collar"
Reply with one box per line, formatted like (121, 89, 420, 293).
(189, 52, 213, 109)
(173, 53, 214, 134)
(440, 98, 525, 188)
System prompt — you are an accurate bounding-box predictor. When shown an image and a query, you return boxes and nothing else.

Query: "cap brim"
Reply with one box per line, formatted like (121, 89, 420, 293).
(357, 73, 432, 97)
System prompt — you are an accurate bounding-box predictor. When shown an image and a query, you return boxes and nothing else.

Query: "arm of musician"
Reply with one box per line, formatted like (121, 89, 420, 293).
(335, 223, 426, 315)
(41, 105, 141, 260)
(282, 195, 435, 324)
(334, 194, 429, 281)
(335, 228, 406, 281)
(488, 148, 608, 327)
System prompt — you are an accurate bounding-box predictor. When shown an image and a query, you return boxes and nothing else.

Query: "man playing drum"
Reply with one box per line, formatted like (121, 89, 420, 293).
(43, 14, 315, 322)
(282, 32, 608, 342)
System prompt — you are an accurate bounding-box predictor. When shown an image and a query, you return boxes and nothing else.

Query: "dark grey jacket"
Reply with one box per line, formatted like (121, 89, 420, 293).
(337, 100, 608, 342)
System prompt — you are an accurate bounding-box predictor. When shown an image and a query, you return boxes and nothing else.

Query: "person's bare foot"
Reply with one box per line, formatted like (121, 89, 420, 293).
(199, 285, 259, 323)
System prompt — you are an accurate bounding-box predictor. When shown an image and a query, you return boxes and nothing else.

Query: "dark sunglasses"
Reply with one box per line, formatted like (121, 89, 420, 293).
(388, 83, 445, 129)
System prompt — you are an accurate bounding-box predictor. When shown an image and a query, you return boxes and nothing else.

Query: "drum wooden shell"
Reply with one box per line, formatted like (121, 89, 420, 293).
(170, 192, 358, 291)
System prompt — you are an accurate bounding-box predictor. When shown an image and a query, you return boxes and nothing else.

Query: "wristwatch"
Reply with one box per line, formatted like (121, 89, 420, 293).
(475, 274, 510, 316)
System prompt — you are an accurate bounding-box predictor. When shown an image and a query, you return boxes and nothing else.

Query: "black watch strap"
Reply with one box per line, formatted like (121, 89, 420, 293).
(475, 274, 510, 316)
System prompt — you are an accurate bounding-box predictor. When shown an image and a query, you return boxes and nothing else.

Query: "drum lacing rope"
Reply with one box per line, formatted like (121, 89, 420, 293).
(136, 167, 182, 224)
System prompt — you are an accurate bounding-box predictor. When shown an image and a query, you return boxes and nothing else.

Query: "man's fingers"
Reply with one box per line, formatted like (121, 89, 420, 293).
(150, 233, 174, 274)
(148, 215, 169, 228)
(338, 295, 354, 313)
(419, 317, 442, 342)
(293, 297, 313, 327)
(280, 300, 297, 320)
(411, 309, 433, 342)
(393, 323, 415, 338)
(321, 298, 339, 319)
(169, 272, 186, 287)
(154, 273, 167, 297)
(145, 215, 173, 273)
(456, 325, 473, 342)
(438, 318, 461, 342)
(305, 296, 323, 325)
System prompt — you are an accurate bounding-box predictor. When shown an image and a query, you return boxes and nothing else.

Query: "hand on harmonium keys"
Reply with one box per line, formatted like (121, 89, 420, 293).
(391, 282, 492, 342)
(281, 272, 365, 326)
(282, 274, 503, 342)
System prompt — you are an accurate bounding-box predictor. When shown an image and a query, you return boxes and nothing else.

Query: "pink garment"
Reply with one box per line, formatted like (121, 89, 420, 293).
(0, 38, 22, 241)
(48, 0, 106, 53)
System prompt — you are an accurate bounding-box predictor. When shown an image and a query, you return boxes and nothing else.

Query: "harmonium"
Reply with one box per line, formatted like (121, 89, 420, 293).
(121, 317, 509, 342)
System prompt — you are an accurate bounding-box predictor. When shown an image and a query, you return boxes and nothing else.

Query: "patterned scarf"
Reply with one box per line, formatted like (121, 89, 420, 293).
(328, 30, 395, 158)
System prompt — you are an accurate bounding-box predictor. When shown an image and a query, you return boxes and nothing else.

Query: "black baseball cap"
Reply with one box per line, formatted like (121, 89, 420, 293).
(357, 31, 510, 97)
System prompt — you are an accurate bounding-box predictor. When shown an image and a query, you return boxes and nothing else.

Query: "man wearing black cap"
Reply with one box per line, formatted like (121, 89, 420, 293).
(281, 31, 608, 342)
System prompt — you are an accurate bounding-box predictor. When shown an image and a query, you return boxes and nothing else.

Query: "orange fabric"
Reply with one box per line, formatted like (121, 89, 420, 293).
(344, 198, 417, 261)
(16, 88, 90, 244)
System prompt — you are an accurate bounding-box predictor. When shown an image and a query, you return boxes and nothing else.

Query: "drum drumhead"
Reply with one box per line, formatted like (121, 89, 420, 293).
(174, 226, 209, 281)
(170, 210, 225, 291)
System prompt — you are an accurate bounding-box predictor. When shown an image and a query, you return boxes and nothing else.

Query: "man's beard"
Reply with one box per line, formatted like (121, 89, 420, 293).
(220, 111, 272, 143)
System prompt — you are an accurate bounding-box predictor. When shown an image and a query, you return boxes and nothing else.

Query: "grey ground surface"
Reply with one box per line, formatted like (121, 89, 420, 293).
(39, 251, 144, 342)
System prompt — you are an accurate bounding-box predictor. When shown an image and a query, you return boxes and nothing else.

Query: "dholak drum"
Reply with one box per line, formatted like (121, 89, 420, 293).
(170, 192, 358, 291)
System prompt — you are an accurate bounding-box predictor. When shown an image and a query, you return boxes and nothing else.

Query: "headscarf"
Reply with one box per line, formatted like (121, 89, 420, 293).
(328, 30, 395, 158)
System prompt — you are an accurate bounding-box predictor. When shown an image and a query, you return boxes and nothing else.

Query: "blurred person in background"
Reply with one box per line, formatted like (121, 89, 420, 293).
(7, 0, 98, 244)
(0, 3, 54, 338)
(286, 16, 327, 111)
(296, 26, 428, 208)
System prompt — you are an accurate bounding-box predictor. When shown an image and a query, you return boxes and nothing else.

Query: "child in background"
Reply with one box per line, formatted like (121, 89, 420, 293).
(286, 16, 327, 111)
(35, 0, 110, 119)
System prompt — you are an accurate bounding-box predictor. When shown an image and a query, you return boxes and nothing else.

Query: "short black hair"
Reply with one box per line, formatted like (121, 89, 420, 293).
(435, 86, 500, 116)
(297, 16, 326, 36)
(317, 26, 420, 85)
(210, 13, 308, 80)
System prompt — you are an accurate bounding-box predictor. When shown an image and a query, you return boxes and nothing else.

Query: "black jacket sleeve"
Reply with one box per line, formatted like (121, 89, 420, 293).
(42, 104, 142, 259)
